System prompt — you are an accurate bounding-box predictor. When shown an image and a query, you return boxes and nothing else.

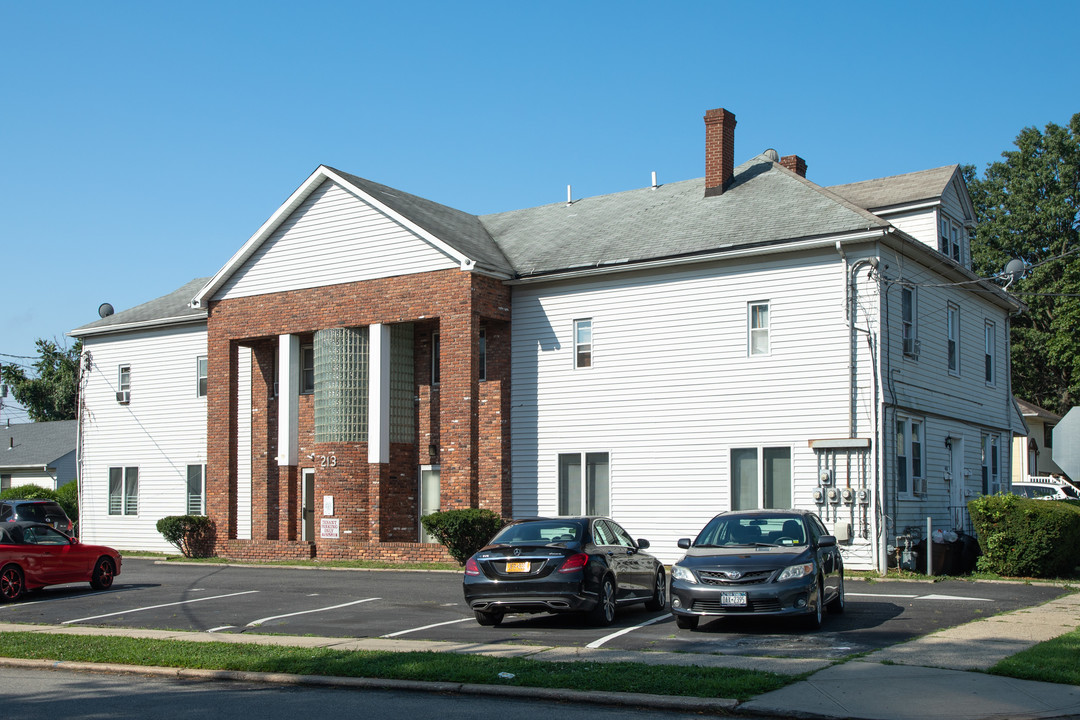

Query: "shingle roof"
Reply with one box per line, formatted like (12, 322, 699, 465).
(828, 165, 959, 211)
(0, 421, 76, 469)
(1015, 398, 1062, 422)
(70, 277, 210, 336)
(481, 155, 889, 276)
(330, 168, 514, 276)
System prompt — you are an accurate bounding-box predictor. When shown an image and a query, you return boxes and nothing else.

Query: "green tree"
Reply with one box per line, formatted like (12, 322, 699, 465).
(0, 339, 83, 421)
(966, 112, 1080, 416)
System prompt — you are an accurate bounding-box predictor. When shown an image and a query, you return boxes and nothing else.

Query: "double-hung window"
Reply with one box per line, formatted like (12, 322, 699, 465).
(300, 345, 314, 394)
(574, 319, 592, 368)
(947, 304, 959, 375)
(187, 464, 205, 515)
(748, 301, 770, 356)
(984, 322, 996, 385)
(108, 467, 139, 515)
(981, 434, 1000, 494)
(196, 356, 208, 397)
(895, 417, 925, 496)
(940, 215, 962, 263)
(731, 447, 791, 510)
(557, 451, 609, 516)
(901, 287, 917, 356)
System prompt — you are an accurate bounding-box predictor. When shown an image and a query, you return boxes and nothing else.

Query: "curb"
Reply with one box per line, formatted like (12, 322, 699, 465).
(0, 657, 740, 713)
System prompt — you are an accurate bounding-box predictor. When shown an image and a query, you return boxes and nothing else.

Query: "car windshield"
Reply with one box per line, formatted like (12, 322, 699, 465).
(695, 515, 806, 547)
(490, 521, 581, 545)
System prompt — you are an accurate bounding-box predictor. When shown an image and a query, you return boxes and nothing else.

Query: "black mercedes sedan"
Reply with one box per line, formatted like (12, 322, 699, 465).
(669, 509, 845, 630)
(463, 517, 666, 627)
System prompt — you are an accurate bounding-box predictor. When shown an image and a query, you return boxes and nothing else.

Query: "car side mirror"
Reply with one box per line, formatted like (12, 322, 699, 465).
(817, 535, 837, 548)
(636, 538, 650, 550)
(677, 538, 691, 549)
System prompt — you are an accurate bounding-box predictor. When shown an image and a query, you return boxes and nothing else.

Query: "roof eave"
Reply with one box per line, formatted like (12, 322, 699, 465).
(68, 313, 207, 339)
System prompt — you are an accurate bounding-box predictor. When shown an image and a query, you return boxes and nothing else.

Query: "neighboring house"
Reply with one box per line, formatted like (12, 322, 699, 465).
(71, 106, 1024, 570)
(0, 420, 77, 491)
(69, 278, 209, 553)
(1012, 398, 1068, 482)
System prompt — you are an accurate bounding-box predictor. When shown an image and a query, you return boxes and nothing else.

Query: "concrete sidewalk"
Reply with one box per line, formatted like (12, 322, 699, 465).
(1, 589, 1079, 719)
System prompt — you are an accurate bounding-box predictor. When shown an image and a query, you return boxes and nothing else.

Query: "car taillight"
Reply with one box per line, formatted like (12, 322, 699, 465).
(465, 557, 481, 576)
(558, 552, 589, 573)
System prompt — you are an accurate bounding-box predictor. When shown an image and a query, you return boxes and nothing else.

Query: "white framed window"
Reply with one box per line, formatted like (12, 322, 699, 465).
(901, 287, 918, 356)
(478, 327, 486, 381)
(196, 356, 208, 398)
(574, 319, 592, 369)
(108, 466, 139, 515)
(895, 416, 925, 496)
(947, 304, 959, 375)
(557, 451, 609, 516)
(984, 322, 996, 385)
(981, 434, 1000, 495)
(432, 332, 441, 385)
(731, 446, 791, 510)
(748, 301, 770, 356)
(300, 345, 314, 395)
(118, 365, 131, 391)
(939, 214, 962, 263)
(186, 464, 205, 515)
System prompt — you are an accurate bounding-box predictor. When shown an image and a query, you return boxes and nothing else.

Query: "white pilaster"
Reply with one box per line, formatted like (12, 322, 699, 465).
(277, 334, 299, 466)
(369, 323, 391, 464)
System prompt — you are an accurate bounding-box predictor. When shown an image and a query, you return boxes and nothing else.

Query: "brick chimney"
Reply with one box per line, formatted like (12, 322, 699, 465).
(704, 108, 736, 197)
(780, 154, 808, 178)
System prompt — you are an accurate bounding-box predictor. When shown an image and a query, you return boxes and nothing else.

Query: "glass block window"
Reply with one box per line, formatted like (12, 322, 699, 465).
(314, 327, 369, 443)
(390, 324, 415, 443)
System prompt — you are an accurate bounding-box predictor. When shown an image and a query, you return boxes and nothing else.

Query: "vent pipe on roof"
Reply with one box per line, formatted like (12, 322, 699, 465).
(651, 171, 658, 189)
(566, 184, 572, 206)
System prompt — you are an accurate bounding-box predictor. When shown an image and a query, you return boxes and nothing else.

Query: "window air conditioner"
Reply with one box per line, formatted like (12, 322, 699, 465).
(116, 390, 131, 404)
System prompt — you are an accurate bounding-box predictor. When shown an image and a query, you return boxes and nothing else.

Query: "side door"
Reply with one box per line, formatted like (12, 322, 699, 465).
(606, 520, 652, 598)
(593, 519, 635, 601)
(33, 526, 83, 583)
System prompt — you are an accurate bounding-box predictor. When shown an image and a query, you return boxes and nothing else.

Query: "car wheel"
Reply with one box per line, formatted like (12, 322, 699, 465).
(90, 557, 116, 591)
(588, 576, 617, 626)
(827, 572, 846, 614)
(675, 614, 698, 630)
(0, 565, 24, 602)
(803, 579, 824, 630)
(474, 609, 503, 626)
(644, 568, 667, 611)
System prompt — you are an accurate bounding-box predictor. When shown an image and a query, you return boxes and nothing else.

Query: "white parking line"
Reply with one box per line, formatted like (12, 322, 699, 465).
(246, 597, 380, 627)
(380, 617, 474, 638)
(207, 626, 236, 633)
(1, 587, 137, 609)
(62, 590, 260, 624)
(847, 592, 992, 602)
(586, 613, 670, 649)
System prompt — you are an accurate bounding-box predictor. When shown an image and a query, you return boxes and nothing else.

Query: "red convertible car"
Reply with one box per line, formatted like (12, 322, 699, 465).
(0, 522, 121, 601)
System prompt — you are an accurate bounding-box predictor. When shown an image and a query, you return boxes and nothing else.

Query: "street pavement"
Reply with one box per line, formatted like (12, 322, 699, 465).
(1, 585, 1078, 719)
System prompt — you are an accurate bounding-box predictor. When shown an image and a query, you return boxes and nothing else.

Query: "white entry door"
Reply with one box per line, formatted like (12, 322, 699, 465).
(419, 466, 440, 543)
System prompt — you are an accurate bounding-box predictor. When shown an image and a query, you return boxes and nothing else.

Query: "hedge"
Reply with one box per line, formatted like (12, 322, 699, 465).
(968, 493, 1080, 578)
(420, 508, 505, 565)
(156, 515, 216, 558)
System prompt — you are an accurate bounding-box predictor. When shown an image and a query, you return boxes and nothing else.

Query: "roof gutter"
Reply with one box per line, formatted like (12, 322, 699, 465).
(68, 313, 207, 339)
(506, 228, 891, 286)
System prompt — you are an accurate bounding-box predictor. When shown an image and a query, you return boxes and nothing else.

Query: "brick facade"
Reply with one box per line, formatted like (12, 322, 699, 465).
(206, 269, 511, 562)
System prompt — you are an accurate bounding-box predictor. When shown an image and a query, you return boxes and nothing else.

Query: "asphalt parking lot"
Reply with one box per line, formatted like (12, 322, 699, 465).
(0, 558, 1068, 660)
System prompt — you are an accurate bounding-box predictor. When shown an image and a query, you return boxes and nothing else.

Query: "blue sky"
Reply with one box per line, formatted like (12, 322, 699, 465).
(1, 1, 1077, 421)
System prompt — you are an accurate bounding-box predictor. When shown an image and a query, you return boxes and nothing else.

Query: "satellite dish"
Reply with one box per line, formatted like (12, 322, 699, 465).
(98, 303, 115, 318)
(1002, 259, 1027, 287)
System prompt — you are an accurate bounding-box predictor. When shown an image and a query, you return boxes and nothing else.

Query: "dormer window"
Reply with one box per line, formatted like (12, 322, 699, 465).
(939, 215, 963, 264)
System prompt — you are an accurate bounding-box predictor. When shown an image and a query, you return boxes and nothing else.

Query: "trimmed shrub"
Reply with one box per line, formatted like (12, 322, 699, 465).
(156, 515, 216, 558)
(968, 493, 1080, 578)
(0, 484, 59, 502)
(420, 508, 505, 565)
(56, 480, 78, 523)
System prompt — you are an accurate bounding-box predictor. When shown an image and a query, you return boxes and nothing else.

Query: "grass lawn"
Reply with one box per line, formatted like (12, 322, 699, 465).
(0, 631, 796, 701)
(989, 627, 1080, 686)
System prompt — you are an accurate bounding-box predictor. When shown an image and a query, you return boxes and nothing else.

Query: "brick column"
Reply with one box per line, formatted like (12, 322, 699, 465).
(439, 311, 479, 509)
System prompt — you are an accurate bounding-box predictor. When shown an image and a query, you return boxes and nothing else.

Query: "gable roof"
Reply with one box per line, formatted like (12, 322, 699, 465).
(828, 165, 961, 212)
(1015, 398, 1062, 423)
(0, 421, 76, 470)
(69, 277, 210, 338)
(482, 154, 890, 277)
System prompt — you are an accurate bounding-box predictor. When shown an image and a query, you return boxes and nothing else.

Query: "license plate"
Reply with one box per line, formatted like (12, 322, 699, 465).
(720, 591, 747, 606)
(505, 561, 531, 573)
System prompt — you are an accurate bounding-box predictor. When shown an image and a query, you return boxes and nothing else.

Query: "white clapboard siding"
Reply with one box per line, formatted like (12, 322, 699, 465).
(215, 180, 459, 300)
(887, 209, 938, 251)
(511, 249, 865, 563)
(79, 323, 207, 553)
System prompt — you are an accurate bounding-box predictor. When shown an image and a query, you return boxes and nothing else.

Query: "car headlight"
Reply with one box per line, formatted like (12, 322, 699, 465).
(671, 564, 697, 584)
(777, 562, 814, 582)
